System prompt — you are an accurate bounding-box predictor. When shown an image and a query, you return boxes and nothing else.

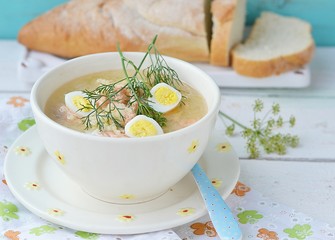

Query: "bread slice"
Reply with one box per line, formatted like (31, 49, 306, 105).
(232, 12, 314, 78)
(18, 0, 210, 62)
(210, 0, 246, 67)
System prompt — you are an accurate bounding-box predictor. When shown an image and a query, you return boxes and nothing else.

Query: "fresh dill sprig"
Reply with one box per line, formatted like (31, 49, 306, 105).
(80, 35, 183, 131)
(144, 44, 183, 90)
(219, 99, 299, 159)
(117, 45, 167, 127)
(81, 82, 126, 131)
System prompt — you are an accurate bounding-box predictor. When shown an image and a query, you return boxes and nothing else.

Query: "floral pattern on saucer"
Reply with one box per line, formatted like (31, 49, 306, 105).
(215, 142, 232, 152)
(119, 194, 135, 200)
(25, 182, 40, 190)
(54, 150, 65, 165)
(211, 178, 223, 188)
(117, 215, 136, 222)
(3, 126, 240, 235)
(48, 208, 64, 217)
(15, 146, 31, 156)
(177, 208, 196, 217)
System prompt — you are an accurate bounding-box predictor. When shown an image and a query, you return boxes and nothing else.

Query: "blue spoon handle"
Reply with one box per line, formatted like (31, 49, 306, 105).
(191, 163, 242, 240)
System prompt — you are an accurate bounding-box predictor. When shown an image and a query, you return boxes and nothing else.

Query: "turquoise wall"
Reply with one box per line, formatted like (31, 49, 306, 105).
(0, 0, 68, 39)
(0, 0, 334, 46)
(247, 0, 335, 46)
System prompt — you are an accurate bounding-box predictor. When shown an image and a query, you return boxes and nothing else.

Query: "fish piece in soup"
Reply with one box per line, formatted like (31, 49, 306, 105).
(44, 70, 207, 137)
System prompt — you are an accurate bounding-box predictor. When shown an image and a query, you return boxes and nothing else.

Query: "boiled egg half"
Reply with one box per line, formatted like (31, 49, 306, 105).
(149, 83, 182, 113)
(64, 91, 93, 117)
(125, 115, 163, 137)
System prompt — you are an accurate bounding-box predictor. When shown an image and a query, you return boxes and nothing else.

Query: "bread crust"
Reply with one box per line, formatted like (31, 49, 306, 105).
(210, 0, 234, 67)
(232, 40, 315, 78)
(232, 12, 315, 78)
(18, 0, 209, 61)
(210, 0, 245, 67)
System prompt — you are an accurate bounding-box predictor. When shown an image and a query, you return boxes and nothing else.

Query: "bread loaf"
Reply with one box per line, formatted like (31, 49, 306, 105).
(18, 0, 210, 61)
(210, 0, 246, 67)
(18, 1, 315, 78)
(232, 12, 314, 78)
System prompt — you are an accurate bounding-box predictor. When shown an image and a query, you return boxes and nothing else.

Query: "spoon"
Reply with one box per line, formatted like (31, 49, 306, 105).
(191, 163, 242, 240)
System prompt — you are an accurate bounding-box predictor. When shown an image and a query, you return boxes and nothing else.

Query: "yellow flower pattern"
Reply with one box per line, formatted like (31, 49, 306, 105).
(119, 194, 135, 200)
(117, 214, 135, 222)
(216, 142, 232, 152)
(177, 207, 196, 216)
(48, 208, 64, 216)
(15, 146, 31, 156)
(211, 178, 223, 188)
(54, 150, 65, 165)
(188, 140, 199, 153)
(25, 182, 40, 190)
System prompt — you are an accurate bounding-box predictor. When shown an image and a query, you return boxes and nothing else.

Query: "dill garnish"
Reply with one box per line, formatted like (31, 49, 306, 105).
(80, 35, 183, 131)
(144, 45, 183, 90)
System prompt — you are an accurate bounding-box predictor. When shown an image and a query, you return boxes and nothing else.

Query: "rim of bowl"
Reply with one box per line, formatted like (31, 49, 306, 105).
(30, 52, 221, 142)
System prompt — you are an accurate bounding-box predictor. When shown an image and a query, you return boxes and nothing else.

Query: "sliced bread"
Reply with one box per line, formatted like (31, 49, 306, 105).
(232, 12, 314, 78)
(18, 0, 210, 61)
(210, 0, 246, 67)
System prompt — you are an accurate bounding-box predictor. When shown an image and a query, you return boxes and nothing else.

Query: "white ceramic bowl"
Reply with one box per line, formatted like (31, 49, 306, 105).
(30, 52, 221, 204)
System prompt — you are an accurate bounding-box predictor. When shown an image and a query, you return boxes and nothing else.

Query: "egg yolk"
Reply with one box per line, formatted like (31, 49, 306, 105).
(154, 86, 178, 105)
(129, 120, 158, 137)
(72, 96, 92, 112)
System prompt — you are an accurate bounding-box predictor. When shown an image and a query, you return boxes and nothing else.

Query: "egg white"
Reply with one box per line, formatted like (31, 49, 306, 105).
(64, 91, 93, 117)
(125, 115, 163, 138)
(148, 83, 182, 113)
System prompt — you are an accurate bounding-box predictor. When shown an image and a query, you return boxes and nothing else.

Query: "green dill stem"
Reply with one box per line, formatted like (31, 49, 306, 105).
(116, 35, 157, 78)
(116, 35, 159, 105)
(259, 109, 272, 128)
(137, 35, 157, 70)
(118, 51, 143, 105)
(218, 111, 249, 130)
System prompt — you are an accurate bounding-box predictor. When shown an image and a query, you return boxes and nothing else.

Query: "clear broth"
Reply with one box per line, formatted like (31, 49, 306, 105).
(45, 70, 208, 135)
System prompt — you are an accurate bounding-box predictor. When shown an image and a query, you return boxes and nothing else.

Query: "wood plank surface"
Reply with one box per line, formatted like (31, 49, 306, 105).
(217, 95, 335, 160)
(0, 40, 334, 227)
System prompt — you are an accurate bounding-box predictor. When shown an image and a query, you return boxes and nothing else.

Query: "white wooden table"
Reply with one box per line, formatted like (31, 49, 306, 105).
(1, 40, 334, 226)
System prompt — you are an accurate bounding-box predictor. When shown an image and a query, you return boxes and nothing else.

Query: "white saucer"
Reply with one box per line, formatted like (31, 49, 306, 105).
(4, 126, 240, 234)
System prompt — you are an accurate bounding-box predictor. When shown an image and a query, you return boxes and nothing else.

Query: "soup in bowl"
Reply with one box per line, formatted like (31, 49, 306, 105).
(30, 52, 221, 204)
